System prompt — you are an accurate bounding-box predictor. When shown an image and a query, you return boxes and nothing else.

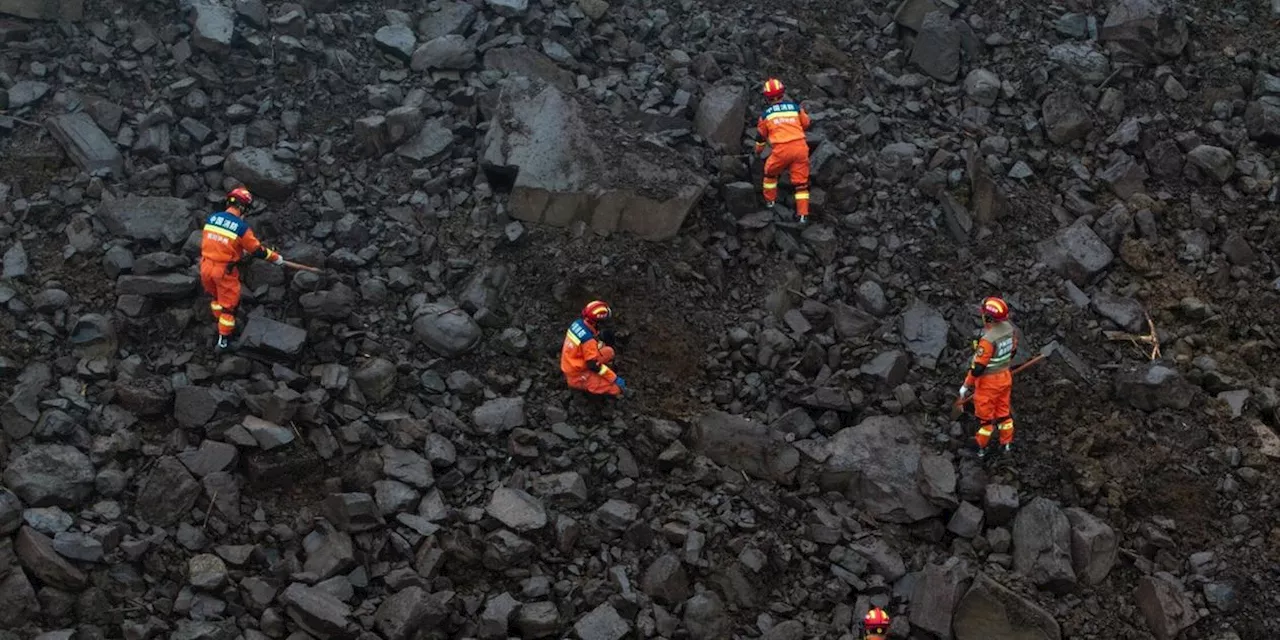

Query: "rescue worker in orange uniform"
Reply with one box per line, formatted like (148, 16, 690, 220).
(958, 297, 1020, 458)
(755, 78, 812, 223)
(863, 607, 890, 640)
(561, 300, 627, 396)
(199, 187, 285, 351)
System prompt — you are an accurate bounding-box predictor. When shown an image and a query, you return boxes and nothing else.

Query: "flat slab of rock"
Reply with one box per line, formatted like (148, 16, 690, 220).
(483, 46, 574, 91)
(46, 112, 123, 175)
(693, 85, 747, 149)
(224, 148, 298, 200)
(116, 274, 197, 300)
(281, 582, 354, 639)
(0, 0, 83, 21)
(4, 444, 95, 508)
(821, 415, 944, 523)
(953, 572, 1062, 640)
(1037, 220, 1114, 286)
(485, 487, 547, 532)
(691, 412, 800, 485)
(481, 83, 707, 241)
(96, 196, 193, 245)
(239, 316, 307, 358)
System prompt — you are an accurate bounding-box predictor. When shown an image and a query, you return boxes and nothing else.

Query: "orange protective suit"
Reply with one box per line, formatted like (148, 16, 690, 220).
(964, 320, 1018, 449)
(560, 318, 622, 396)
(755, 99, 812, 218)
(199, 209, 279, 337)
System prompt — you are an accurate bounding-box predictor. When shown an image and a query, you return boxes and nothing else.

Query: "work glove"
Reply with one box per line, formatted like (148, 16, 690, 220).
(271, 254, 284, 265)
(754, 141, 766, 156)
(957, 385, 970, 398)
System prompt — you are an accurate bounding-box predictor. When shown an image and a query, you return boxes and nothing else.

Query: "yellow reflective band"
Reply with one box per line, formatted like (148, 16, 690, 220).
(976, 427, 993, 436)
(218, 317, 236, 327)
(210, 303, 223, 311)
(998, 423, 1014, 430)
(762, 180, 779, 188)
(203, 225, 238, 240)
(565, 330, 581, 346)
(795, 192, 810, 200)
(765, 110, 799, 121)
(598, 364, 614, 377)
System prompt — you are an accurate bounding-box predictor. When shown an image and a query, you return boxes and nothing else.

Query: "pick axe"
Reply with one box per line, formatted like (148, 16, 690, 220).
(949, 344, 1056, 419)
(282, 260, 322, 274)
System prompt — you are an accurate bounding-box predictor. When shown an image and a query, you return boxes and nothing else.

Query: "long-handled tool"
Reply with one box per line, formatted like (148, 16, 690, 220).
(282, 260, 321, 273)
(949, 350, 1050, 419)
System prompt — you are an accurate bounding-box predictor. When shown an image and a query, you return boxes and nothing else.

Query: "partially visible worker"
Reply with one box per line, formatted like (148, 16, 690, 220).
(863, 607, 891, 640)
(199, 187, 285, 351)
(754, 77, 812, 223)
(958, 296, 1020, 458)
(560, 300, 626, 397)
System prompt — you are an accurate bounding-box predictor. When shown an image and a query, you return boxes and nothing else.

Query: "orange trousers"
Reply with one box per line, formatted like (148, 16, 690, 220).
(763, 140, 811, 217)
(565, 371, 622, 396)
(199, 259, 241, 337)
(973, 370, 1014, 448)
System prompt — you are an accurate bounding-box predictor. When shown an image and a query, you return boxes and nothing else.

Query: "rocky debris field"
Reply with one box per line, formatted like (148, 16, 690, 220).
(1, 0, 1280, 638)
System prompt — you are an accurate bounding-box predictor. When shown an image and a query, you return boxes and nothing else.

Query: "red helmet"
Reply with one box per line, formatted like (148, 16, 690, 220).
(981, 296, 1010, 322)
(582, 300, 611, 322)
(864, 607, 890, 629)
(763, 78, 785, 100)
(226, 187, 254, 210)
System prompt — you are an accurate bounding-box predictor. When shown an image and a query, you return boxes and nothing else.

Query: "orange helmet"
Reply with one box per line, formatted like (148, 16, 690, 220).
(763, 78, 785, 99)
(864, 607, 890, 629)
(227, 187, 254, 210)
(981, 296, 1010, 322)
(582, 300, 611, 322)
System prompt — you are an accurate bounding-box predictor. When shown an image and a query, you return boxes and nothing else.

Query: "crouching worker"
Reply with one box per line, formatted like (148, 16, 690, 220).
(561, 300, 627, 397)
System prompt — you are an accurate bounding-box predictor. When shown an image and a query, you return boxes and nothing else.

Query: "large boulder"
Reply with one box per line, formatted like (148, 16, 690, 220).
(96, 196, 194, 245)
(0, 0, 83, 20)
(224, 148, 298, 200)
(1063, 508, 1119, 585)
(4, 444, 95, 508)
(953, 573, 1062, 640)
(1041, 91, 1092, 145)
(1012, 498, 1077, 593)
(135, 456, 201, 526)
(1244, 100, 1280, 145)
(820, 416, 947, 523)
(413, 302, 482, 357)
(1098, 0, 1189, 63)
(693, 84, 747, 149)
(909, 557, 972, 637)
(481, 83, 707, 241)
(901, 299, 948, 370)
(1135, 573, 1200, 640)
(690, 412, 800, 485)
(1114, 362, 1195, 411)
(1037, 220, 1115, 286)
(909, 11, 961, 82)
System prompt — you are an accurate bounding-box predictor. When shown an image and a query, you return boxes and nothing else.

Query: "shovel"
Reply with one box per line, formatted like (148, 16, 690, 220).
(282, 260, 322, 273)
(949, 345, 1054, 419)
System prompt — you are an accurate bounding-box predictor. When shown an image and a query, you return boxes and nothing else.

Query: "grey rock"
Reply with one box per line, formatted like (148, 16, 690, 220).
(299, 283, 356, 320)
(1090, 291, 1145, 332)
(850, 537, 906, 581)
(1115, 362, 1194, 411)
(188, 553, 229, 589)
(1042, 91, 1092, 145)
(16, 526, 86, 591)
(413, 302, 481, 356)
(0, 566, 39, 627)
(683, 591, 730, 640)
(0, 0, 83, 21)
(694, 84, 747, 149)
(860, 350, 909, 387)
(1054, 12, 1091, 38)
(136, 456, 200, 527)
(833, 301, 876, 339)
(4, 444, 95, 508)
(1063, 508, 1118, 585)
(240, 316, 307, 357)
(901, 299, 947, 370)
(191, 3, 235, 53)
(486, 0, 528, 17)
(486, 487, 546, 531)
(690, 412, 799, 485)
(480, 83, 705, 241)
(947, 501, 985, 539)
(1244, 100, 1280, 144)
(382, 446, 433, 489)
(1135, 573, 1200, 640)
(1037, 220, 1114, 286)
(910, 11, 960, 82)
(856, 280, 889, 316)
(964, 69, 1000, 106)
(411, 34, 475, 71)
(1186, 145, 1235, 183)
(1048, 43, 1110, 84)
(304, 526, 355, 580)
(116, 273, 196, 299)
(0, 489, 21, 535)
(822, 416, 941, 523)
(51, 531, 103, 563)
(46, 112, 124, 175)
(224, 148, 298, 200)
(595, 499, 639, 530)
(1099, 0, 1189, 63)
(1098, 151, 1147, 199)
(641, 553, 690, 606)
(241, 416, 295, 450)
(323, 493, 384, 532)
(910, 557, 972, 638)
(574, 602, 630, 640)
(472, 397, 525, 434)
(531, 471, 588, 504)
(374, 480, 418, 515)
(353, 358, 397, 403)
(23, 506, 72, 534)
(478, 592, 520, 639)
(953, 573, 1062, 639)
(1145, 140, 1184, 178)
(3, 241, 27, 279)
(7, 80, 49, 109)
(1012, 497, 1077, 593)
(374, 24, 416, 61)
(516, 601, 561, 638)
(280, 583, 353, 639)
(419, 1, 476, 40)
(376, 586, 434, 640)
(483, 46, 575, 91)
(1222, 234, 1255, 266)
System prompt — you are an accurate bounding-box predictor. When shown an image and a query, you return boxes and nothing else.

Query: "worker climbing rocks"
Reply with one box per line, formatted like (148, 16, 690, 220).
(199, 187, 285, 351)
(863, 607, 890, 640)
(958, 296, 1020, 458)
(561, 300, 627, 397)
(754, 77, 812, 223)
